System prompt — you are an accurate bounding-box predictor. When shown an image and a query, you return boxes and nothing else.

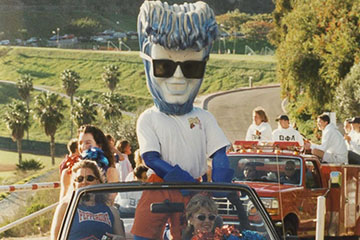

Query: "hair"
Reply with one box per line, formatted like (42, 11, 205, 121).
(67, 138, 78, 155)
(72, 160, 105, 184)
(105, 134, 114, 144)
(134, 149, 144, 167)
(138, 1, 218, 56)
(116, 140, 130, 154)
(285, 160, 295, 168)
(134, 165, 149, 180)
(78, 125, 115, 167)
(318, 114, 330, 124)
(253, 107, 268, 123)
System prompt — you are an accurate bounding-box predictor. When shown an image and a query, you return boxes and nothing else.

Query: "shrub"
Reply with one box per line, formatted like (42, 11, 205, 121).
(16, 159, 44, 171)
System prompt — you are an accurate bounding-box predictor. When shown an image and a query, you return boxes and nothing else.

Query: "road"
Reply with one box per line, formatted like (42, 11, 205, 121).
(206, 85, 285, 143)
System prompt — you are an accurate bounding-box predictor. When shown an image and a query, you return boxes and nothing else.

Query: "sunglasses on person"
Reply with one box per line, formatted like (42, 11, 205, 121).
(74, 175, 97, 183)
(195, 214, 216, 221)
(140, 51, 208, 79)
(285, 167, 295, 171)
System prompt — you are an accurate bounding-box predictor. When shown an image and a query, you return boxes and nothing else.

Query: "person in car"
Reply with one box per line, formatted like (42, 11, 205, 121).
(182, 194, 219, 240)
(246, 106, 272, 141)
(243, 163, 258, 181)
(304, 114, 348, 164)
(345, 117, 360, 164)
(50, 160, 125, 240)
(280, 161, 299, 184)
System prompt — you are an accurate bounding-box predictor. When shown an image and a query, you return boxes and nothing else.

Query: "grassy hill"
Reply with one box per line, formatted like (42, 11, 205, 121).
(0, 46, 276, 144)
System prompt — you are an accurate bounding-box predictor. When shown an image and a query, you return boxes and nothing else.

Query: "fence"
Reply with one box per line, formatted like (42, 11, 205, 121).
(0, 136, 67, 157)
(0, 182, 60, 234)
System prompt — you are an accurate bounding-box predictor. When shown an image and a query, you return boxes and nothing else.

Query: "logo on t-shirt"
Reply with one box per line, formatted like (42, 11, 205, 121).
(279, 135, 296, 141)
(77, 209, 112, 227)
(188, 117, 202, 129)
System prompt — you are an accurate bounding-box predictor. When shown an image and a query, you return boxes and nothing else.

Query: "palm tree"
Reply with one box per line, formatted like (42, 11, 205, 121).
(72, 97, 98, 128)
(33, 92, 66, 165)
(61, 69, 80, 138)
(4, 100, 30, 164)
(102, 64, 120, 93)
(16, 74, 33, 140)
(100, 92, 122, 122)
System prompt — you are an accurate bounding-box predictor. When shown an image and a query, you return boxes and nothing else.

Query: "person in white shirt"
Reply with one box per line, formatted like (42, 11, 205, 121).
(304, 114, 348, 164)
(272, 114, 304, 146)
(245, 106, 272, 141)
(344, 117, 360, 164)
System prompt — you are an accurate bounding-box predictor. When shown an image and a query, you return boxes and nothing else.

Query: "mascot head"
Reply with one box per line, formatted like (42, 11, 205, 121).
(138, 1, 218, 115)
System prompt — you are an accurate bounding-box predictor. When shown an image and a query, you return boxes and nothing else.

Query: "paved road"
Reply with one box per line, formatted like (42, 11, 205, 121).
(206, 85, 285, 143)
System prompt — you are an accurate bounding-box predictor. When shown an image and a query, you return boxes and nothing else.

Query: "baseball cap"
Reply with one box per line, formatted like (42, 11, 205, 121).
(275, 114, 289, 121)
(349, 117, 360, 124)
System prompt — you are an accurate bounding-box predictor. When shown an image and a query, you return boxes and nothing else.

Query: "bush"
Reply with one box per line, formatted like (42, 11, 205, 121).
(16, 159, 44, 171)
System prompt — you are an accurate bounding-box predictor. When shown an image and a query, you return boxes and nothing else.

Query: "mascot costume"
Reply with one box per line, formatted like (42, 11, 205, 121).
(132, 1, 234, 239)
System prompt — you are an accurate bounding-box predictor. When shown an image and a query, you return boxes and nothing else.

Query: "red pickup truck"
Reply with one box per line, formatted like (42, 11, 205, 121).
(227, 141, 360, 238)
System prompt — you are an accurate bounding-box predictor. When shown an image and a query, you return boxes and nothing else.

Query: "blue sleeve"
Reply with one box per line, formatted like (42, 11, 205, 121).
(211, 147, 234, 182)
(142, 151, 195, 182)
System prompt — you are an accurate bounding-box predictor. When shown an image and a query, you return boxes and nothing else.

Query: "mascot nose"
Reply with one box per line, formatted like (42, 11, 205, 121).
(173, 65, 184, 78)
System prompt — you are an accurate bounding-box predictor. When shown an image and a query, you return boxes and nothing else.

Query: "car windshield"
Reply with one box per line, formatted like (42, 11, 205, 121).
(229, 155, 302, 185)
(59, 183, 277, 240)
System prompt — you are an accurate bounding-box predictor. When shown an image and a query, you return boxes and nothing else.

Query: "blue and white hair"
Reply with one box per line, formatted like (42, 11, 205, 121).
(137, 1, 219, 115)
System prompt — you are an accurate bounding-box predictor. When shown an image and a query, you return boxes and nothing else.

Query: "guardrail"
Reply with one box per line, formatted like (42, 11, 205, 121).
(0, 182, 60, 234)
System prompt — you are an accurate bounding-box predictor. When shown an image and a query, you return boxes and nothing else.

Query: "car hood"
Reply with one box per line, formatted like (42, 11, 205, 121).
(234, 181, 301, 194)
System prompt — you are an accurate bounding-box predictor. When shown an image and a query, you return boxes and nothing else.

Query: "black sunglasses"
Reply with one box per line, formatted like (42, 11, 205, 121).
(285, 167, 295, 171)
(74, 175, 97, 183)
(140, 52, 207, 79)
(196, 214, 216, 221)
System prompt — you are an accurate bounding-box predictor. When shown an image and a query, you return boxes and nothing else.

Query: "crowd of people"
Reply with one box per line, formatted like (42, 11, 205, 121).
(245, 106, 360, 164)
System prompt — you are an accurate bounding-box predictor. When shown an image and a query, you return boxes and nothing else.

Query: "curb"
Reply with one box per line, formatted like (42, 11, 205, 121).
(196, 84, 281, 110)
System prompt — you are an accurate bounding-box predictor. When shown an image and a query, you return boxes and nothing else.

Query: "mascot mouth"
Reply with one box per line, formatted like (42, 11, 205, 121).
(165, 82, 187, 95)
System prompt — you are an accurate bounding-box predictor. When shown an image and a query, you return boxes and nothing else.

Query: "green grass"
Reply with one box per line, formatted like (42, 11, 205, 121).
(0, 150, 62, 185)
(0, 46, 277, 144)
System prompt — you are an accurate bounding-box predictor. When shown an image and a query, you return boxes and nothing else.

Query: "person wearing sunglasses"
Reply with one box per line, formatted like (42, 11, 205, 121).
(51, 160, 125, 240)
(182, 193, 220, 240)
(132, 1, 234, 239)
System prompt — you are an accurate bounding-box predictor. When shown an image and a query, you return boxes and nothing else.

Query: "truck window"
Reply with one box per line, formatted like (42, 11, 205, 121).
(305, 161, 321, 188)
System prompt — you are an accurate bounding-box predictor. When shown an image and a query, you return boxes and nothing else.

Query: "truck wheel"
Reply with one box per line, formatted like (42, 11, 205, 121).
(284, 220, 297, 236)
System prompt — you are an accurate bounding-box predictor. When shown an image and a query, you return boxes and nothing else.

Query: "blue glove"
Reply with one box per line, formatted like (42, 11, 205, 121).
(211, 147, 234, 183)
(163, 165, 196, 183)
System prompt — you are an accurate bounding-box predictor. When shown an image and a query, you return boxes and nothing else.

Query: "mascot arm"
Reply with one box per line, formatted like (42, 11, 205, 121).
(211, 147, 234, 182)
(142, 151, 195, 182)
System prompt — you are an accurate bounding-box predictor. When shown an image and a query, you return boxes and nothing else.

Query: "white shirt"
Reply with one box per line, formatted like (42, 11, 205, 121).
(272, 126, 304, 146)
(347, 130, 360, 155)
(245, 122, 272, 141)
(136, 106, 229, 178)
(116, 153, 133, 181)
(311, 123, 348, 164)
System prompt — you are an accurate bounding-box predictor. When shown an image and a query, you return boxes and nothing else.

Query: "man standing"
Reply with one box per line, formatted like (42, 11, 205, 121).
(304, 114, 348, 164)
(344, 117, 360, 164)
(272, 114, 304, 146)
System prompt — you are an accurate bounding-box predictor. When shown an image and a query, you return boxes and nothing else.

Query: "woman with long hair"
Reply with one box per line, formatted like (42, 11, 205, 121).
(245, 106, 272, 141)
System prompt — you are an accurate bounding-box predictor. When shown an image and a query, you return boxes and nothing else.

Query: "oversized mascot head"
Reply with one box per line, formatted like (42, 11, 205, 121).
(137, 1, 218, 115)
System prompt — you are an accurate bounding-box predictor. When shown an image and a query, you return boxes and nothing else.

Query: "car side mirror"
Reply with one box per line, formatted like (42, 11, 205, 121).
(329, 171, 342, 188)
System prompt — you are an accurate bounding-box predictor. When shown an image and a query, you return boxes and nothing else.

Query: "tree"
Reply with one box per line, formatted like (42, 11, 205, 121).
(102, 65, 120, 93)
(269, 0, 360, 134)
(241, 20, 274, 41)
(4, 100, 30, 164)
(71, 97, 98, 128)
(66, 17, 101, 40)
(335, 63, 360, 120)
(61, 69, 80, 138)
(100, 92, 122, 122)
(33, 92, 66, 165)
(16, 74, 34, 140)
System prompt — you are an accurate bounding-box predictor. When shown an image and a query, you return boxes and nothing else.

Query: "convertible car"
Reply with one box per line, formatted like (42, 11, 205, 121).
(57, 182, 284, 240)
